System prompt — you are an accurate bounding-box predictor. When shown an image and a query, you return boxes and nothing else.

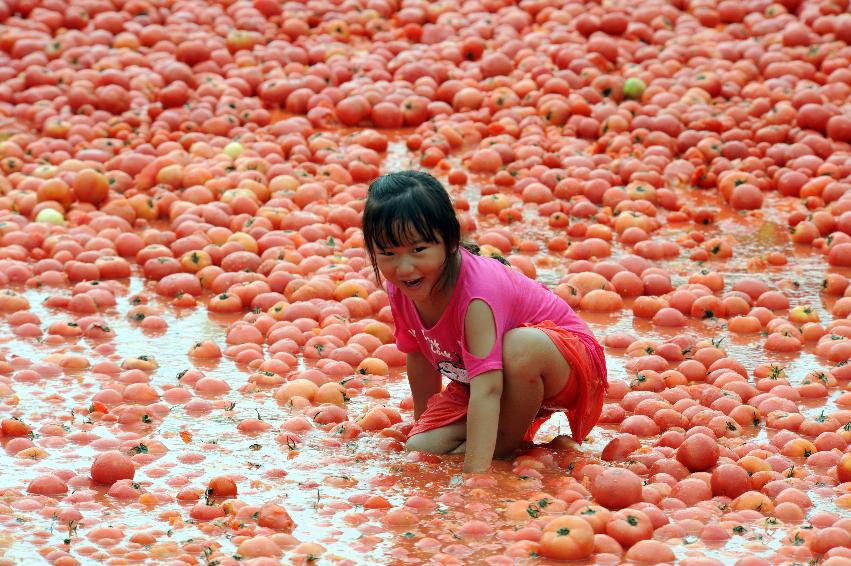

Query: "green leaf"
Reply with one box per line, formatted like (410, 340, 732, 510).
(129, 443, 148, 454)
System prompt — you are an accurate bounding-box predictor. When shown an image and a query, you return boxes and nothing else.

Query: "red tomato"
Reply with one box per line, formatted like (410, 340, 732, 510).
(539, 515, 595, 561)
(606, 509, 654, 548)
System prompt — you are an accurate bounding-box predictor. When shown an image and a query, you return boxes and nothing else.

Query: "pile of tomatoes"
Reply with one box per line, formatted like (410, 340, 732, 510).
(1, 0, 851, 563)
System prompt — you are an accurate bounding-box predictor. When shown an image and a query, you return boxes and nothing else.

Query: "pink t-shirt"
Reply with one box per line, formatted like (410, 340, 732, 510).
(387, 247, 604, 384)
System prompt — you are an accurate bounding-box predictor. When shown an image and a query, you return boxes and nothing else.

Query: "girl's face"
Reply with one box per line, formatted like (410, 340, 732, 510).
(374, 231, 451, 306)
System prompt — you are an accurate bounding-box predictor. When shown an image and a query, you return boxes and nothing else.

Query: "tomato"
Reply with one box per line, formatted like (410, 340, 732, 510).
(606, 509, 654, 548)
(836, 453, 851, 483)
(336, 95, 371, 126)
(539, 515, 595, 561)
(91, 451, 135, 485)
(625, 539, 676, 563)
(256, 503, 295, 532)
(575, 505, 612, 534)
(207, 476, 238, 497)
(676, 433, 719, 471)
(72, 169, 110, 205)
(1, 417, 32, 437)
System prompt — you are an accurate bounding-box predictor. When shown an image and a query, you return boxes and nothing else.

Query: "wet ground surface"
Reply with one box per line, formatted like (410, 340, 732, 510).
(0, 136, 847, 565)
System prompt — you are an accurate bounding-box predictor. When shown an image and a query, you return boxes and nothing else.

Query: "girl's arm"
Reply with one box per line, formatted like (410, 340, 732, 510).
(406, 351, 442, 420)
(463, 299, 502, 473)
(465, 369, 502, 472)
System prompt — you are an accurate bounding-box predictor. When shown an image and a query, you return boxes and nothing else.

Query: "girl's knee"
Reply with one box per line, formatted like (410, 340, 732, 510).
(502, 328, 540, 370)
(404, 436, 462, 454)
(404, 424, 466, 454)
(503, 328, 571, 399)
(504, 328, 559, 384)
(447, 441, 466, 455)
(405, 434, 437, 453)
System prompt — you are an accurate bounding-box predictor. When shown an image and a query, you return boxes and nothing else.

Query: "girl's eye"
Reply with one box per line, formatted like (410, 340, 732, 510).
(378, 251, 393, 257)
(413, 246, 427, 253)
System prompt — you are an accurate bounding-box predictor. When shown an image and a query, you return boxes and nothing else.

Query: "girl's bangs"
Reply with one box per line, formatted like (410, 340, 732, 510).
(366, 198, 439, 250)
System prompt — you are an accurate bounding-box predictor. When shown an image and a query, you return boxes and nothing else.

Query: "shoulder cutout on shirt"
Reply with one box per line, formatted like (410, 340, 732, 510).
(464, 299, 497, 358)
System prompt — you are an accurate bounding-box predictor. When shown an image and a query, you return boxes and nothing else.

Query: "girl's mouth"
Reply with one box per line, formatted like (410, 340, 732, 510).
(402, 277, 424, 289)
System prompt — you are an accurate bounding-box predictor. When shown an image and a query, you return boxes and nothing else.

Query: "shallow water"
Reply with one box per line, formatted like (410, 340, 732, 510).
(1, 146, 848, 565)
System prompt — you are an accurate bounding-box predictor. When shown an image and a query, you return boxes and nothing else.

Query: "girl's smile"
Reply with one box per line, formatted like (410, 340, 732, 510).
(400, 277, 424, 289)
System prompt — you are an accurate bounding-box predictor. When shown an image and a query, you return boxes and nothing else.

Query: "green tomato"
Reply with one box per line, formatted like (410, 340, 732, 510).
(224, 142, 244, 159)
(623, 78, 646, 100)
(35, 208, 65, 226)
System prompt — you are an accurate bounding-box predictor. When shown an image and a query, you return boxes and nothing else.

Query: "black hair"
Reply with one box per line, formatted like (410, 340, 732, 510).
(363, 170, 463, 295)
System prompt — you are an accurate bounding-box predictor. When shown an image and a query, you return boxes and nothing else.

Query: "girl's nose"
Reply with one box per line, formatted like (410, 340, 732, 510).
(396, 255, 415, 275)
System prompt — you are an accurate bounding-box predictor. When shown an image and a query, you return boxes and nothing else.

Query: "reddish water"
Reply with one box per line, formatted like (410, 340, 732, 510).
(0, 136, 848, 565)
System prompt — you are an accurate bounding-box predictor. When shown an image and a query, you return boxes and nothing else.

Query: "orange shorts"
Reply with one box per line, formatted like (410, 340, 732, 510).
(407, 321, 608, 444)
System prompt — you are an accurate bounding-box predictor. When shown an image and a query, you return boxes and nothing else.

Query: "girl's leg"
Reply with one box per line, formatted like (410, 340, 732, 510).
(494, 327, 572, 458)
(448, 441, 466, 454)
(405, 420, 467, 454)
(406, 328, 570, 458)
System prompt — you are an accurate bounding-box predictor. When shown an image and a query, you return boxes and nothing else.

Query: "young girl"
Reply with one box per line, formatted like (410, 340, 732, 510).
(362, 170, 608, 473)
